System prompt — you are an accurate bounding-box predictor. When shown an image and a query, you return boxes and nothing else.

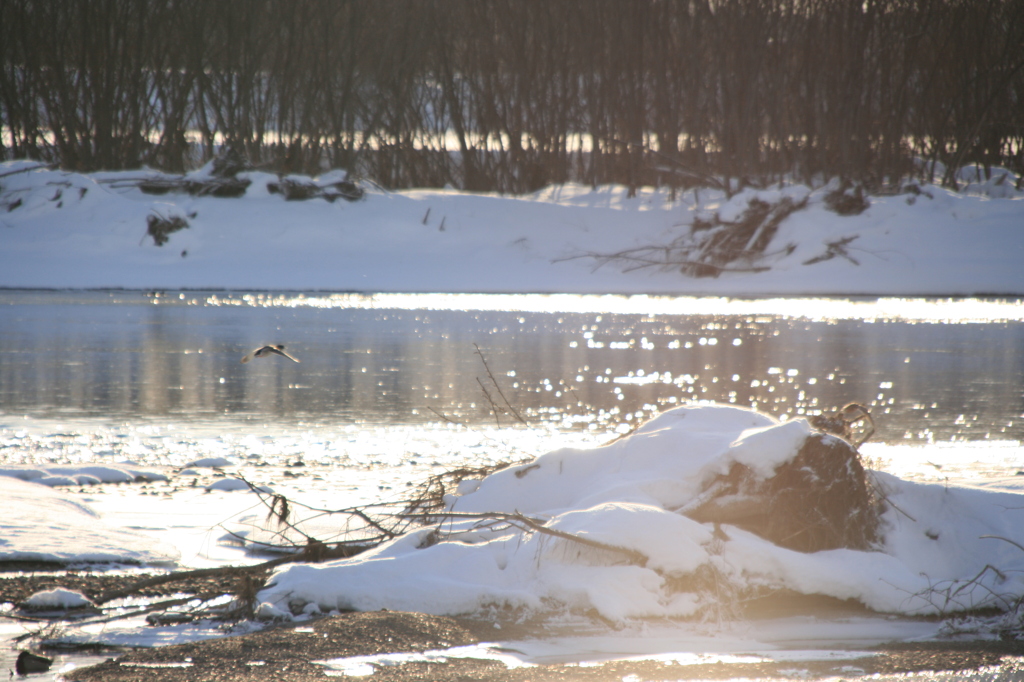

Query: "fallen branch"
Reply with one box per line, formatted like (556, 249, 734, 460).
(803, 235, 861, 266)
(65, 594, 220, 628)
(236, 477, 404, 550)
(404, 461, 522, 517)
(981, 535, 1024, 554)
(555, 250, 773, 275)
(557, 194, 805, 279)
(401, 510, 649, 567)
(0, 163, 54, 179)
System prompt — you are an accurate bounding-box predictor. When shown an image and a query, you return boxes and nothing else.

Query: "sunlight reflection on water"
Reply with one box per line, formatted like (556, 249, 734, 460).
(3, 291, 1023, 441)
(187, 291, 1024, 323)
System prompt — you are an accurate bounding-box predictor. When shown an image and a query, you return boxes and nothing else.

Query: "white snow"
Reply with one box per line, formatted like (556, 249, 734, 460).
(0, 476, 178, 564)
(1, 160, 1022, 295)
(316, 644, 535, 676)
(0, 465, 166, 487)
(205, 478, 272, 493)
(23, 587, 94, 610)
(185, 457, 234, 469)
(256, 405, 1024, 625)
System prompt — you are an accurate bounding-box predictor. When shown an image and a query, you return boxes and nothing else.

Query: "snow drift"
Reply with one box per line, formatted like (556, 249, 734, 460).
(258, 405, 1024, 624)
(0, 476, 179, 565)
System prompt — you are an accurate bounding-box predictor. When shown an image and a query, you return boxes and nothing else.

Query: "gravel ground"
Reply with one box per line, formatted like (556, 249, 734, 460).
(0, 566, 241, 605)
(60, 614, 1024, 682)
(5, 568, 1024, 681)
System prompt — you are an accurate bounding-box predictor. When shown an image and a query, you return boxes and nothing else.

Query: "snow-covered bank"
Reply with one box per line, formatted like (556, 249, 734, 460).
(258, 405, 1024, 626)
(0, 476, 178, 565)
(1, 160, 1022, 295)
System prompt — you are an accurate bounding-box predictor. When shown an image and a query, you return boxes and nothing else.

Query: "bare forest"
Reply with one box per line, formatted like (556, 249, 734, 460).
(1, 0, 1022, 193)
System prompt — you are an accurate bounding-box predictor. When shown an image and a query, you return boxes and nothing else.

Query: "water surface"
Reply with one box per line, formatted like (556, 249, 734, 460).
(1, 291, 1021, 444)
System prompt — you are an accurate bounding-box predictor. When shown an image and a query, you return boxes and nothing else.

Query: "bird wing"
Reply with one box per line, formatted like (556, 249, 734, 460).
(241, 345, 300, 363)
(271, 346, 300, 362)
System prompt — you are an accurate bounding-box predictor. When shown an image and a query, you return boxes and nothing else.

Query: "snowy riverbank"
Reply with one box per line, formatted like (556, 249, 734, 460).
(3, 404, 1024, 643)
(2, 159, 1023, 295)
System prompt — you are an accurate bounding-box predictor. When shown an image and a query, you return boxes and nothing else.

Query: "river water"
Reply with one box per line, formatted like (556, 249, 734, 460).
(2, 290, 1022, 440)
(2, 290, 1024, 680)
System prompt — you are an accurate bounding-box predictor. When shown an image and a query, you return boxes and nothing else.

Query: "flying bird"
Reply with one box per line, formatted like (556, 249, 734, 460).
(241, 344, 300, 363)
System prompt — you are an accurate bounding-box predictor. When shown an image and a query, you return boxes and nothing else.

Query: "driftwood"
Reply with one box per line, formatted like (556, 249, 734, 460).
(825, 182, 870, 215)
(145, 211, 188, 246)
(266, 177, 364, 202)
(808, 402, 875, 447)
(137, 176, 250, 197)
(557, 194, 806, 278)
(686, 429, 881, 553)
(78, 477, 398, 622)
(138, 147, 252, 197)
(68, 542, 367, 629)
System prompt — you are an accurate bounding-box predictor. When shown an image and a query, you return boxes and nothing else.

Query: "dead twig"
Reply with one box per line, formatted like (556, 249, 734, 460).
(404, 461, 523, 517)
(241, 479, 405, 548)
(556, 250, 772, 275)
(400, 510, 649, 567)
(426, 407, 461, 425)
(557, 194, 806, 279)
(474, 344, 527, 425)
(981, 535, 1024, 554)
(477, 376, 502, 427)
(803, 235, 861, 266)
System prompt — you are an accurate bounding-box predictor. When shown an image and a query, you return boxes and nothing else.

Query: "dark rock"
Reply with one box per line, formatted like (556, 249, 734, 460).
(16, 650, 52, 674)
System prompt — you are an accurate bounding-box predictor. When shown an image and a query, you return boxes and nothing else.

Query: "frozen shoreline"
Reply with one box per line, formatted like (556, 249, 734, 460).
(2, 407, 1024, 681)
(2, 160, 1023, 296)
(3, 406, 1024, 648)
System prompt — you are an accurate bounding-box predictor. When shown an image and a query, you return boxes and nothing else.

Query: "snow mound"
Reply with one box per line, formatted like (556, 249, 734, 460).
(185, 457, 234, 468)
(205, 478, 272, 493)
(0, 476, 179, 565)
(0, 465, 166, 486)
(22, 587, 94, 611)
(259, 404, 1024, 624)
